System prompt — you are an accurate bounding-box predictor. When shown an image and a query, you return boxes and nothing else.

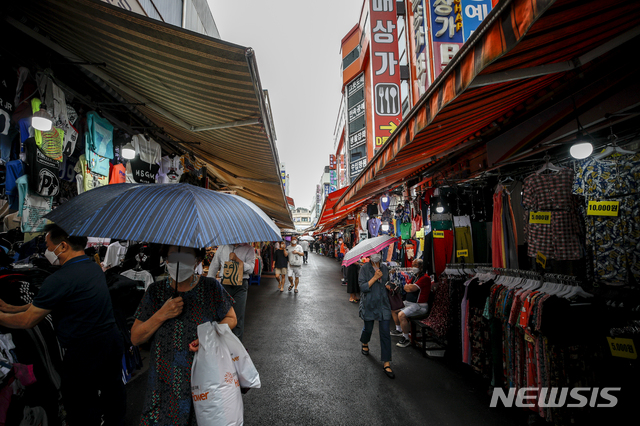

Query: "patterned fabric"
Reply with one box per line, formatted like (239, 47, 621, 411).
(523, 168, 582, 260)
(573, 153, 640, 284)
(421, 277, 451, 338)
(134, 277, 233, 426)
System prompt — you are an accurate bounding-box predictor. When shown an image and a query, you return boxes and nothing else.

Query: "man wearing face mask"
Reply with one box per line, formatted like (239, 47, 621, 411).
(207, 243, 255, 341)
(0, 224, 126, 426)
(287, 238, 304, 293)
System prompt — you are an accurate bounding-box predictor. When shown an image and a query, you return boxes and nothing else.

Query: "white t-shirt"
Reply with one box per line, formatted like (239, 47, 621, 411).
(158, 155, 184, 184)
(121, 269, 155, 289)
(102, 241, 129, 269)
(300, 241, 310, 252)
(288, 244, 304, 267)
(132, 135, 161, 164)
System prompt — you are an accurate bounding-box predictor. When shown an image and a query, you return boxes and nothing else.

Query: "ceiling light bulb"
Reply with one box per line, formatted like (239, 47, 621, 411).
(382, 196, 389, 203)
(122, 142, 136, 159)
(570, 142, 593, 159)
(381, 223, 389, 231)
(436, 206, 444, 213)
(32, 110, 53, 131)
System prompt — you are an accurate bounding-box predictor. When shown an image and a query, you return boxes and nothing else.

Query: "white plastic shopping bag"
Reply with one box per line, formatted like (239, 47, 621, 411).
(213, 323, 261, 389)
(191, 322, 243, 426)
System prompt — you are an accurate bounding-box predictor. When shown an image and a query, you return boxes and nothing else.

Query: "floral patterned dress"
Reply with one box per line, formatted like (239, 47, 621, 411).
(134, 276, 233, 426)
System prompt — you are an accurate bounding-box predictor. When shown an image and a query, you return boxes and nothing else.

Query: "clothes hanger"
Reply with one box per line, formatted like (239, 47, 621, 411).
(592, 131, 636, 160)
(536, 154, 562, 174)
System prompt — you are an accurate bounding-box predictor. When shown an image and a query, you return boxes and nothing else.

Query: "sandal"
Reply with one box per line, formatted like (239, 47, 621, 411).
(383, 365, 395, 379)
(361, 344, 369, 356)
(288, 284, 294, 291)
(294, 289, 298, 293)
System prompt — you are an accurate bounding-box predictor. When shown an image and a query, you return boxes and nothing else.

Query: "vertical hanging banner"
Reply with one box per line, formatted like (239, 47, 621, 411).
(429, 0, 464, 79)
(370, 0, 403, 151)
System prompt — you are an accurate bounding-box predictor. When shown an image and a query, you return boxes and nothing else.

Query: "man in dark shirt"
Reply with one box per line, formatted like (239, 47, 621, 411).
(274, 242, 289, 292)
(0, 224, 125, 426)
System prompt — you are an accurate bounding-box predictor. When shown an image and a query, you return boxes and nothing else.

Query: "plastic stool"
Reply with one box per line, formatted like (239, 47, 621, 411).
(249, 274, 261, 285)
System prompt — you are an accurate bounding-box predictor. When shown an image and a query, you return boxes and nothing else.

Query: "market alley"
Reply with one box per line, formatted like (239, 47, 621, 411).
(125, 252, 525, 425)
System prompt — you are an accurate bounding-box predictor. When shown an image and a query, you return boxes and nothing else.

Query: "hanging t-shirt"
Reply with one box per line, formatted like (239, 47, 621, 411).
(0, 63, 16, 136)
(109, 163, 126, 184)
(18, 118, 33, 144)
(400, 222, 412, 240)
(86, 112, 114, 159)
(34, 126, 64, 162)
(411, 214, 423, 238)
(367, 203, 379, 217)
(380, 195, 390, 212)
(132, 134, 161, 164)
(6, 160, 25, 210)
(16, 175, 53, 233)
(102, 241, 130, 269)
(158, 155, 184, 184)
(74, 154, 108, 192)
(368, 217, 381, 237)
(24, 137, 60, 197)
(128, 155, 159, 184)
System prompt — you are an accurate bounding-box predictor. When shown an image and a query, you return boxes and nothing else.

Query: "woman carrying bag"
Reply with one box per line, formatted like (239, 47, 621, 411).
(358, 253, 395, 379)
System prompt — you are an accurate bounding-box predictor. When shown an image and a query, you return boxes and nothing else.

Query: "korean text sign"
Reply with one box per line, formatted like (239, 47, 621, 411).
(370, 0, 403, 150)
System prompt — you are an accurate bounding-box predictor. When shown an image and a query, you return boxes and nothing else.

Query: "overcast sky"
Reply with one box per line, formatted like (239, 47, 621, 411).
(208, 0, 363, 210)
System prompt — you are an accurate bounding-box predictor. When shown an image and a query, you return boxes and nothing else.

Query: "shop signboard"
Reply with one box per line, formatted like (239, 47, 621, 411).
(411, 0, 430, 94)
(350, 157, 367, 179)
(346, 73, 367, 181)
(329, 170, 338, 193)
(461, 0, 492, 41)
(370, 0, 403, 150)
(429, 0, 464, 79)
(329, 154, 337, 170)
(324, 183, 330, 198)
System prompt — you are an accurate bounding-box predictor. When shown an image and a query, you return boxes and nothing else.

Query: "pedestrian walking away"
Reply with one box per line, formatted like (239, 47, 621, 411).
(300, 239, 310, 264)
(347, 259, 362, 303)
(131, 245, 237, 426)
(358, 253, 394, 379)
(273, 242, 289, 292)
(287, 238, 304, 293)
(0, 224, 126, 426)
(207, 243, 255, 341)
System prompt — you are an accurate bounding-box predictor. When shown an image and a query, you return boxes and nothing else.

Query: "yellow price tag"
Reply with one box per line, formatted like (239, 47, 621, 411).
(536, 251, 547, 269)
(606, 337, 637, 359)
(587, 201, 620, 217)
(433, 231, 444, 239)
(529, 212, 552, 224)
(416, 228, 425, 239)
(456, 249, 468, 257)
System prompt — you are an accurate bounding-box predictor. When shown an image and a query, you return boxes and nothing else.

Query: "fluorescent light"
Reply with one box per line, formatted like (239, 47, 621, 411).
(32, 110, 53, 131)
(570, 142, 593, 159)
(122, 142, 136, 159)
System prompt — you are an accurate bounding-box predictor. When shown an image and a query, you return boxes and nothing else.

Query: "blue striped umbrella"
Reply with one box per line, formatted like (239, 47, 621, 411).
(44, 183, 282, 248)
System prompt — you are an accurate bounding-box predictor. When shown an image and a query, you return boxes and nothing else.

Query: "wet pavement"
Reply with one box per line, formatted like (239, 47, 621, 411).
(125, 252, 528, 425)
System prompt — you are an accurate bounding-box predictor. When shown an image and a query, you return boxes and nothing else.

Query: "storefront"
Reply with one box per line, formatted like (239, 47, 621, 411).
(0, 0, 291, 422)
(324, 0, 640, 423)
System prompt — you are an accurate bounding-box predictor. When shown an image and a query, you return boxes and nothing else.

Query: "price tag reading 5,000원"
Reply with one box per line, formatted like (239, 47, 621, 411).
(529, 212, 551, 224)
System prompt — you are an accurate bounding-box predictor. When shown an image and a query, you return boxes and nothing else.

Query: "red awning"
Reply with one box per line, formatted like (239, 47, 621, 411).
(315, 188, 368, 232)
(336, 0, 640, 210)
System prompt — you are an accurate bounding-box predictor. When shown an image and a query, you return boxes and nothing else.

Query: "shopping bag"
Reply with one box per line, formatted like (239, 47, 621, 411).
(191, 322, 243, 426)
(214, 323, 261, 389)
(220, 261, 242, 286)
(387, 287, 404, 311)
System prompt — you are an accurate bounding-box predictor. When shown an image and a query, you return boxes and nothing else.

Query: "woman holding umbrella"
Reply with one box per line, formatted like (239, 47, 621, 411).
(131, 245, 237, 426)
(358, 252, 394, 379)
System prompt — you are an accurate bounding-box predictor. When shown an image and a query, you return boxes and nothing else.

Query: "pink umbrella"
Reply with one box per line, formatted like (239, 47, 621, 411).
(342, 235, 399, 266)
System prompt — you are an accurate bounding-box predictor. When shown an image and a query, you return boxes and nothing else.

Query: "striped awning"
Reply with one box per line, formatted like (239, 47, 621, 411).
(8, 0, 293, 226)
(315, 187, 368, 233)
(336, 0, 640, 210)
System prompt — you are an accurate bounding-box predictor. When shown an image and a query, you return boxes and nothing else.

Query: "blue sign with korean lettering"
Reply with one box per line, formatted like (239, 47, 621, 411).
(461, 0, 492, 41)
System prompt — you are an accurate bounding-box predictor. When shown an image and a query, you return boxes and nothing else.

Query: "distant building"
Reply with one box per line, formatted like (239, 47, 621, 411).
(293, 207, 312, 232)
(101, 0, 220, 38)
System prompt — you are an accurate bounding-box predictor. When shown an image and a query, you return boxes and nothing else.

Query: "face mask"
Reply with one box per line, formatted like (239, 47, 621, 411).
(370, 254, 382, 263)
(291, 240, 297, 245)
(44, 243, 62, 266)
(167, 252, 196, 282)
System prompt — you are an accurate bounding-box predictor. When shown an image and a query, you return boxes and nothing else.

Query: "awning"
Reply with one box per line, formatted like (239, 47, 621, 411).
(8, 0, 293, 227)
(315, 188, 368, 233)
(337, 0, 640, 210)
